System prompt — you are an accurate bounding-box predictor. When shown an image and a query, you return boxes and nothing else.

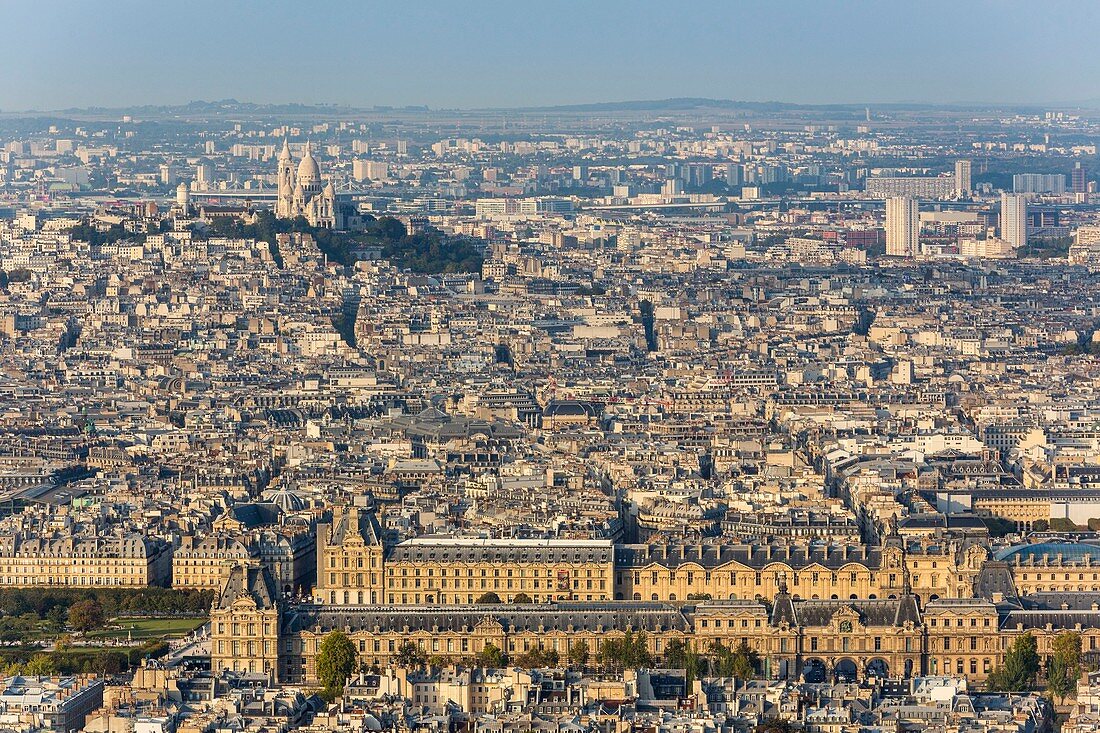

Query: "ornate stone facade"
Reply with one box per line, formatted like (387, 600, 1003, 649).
(275, 140, 343, 229)
(0, 533, 171, 588)
(313, 508, 986, 607)
(212, 561, 1100, 687)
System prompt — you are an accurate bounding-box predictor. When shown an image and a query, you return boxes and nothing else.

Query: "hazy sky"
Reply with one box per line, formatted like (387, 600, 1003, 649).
(2, 0, 1098, 111)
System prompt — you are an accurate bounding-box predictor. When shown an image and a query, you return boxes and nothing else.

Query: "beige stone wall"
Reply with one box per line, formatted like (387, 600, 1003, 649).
(0, 554, 157, 588)
(383, 559, 613, 604)
(210, 602, 280, 678)
(172, 555, 239, 591)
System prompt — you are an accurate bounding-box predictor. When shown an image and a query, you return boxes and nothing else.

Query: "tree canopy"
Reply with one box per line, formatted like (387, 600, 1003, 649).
(476, 643, 507, 668)
(1047, 631, 1082, 703)
(664, 638, 705, 684)
(710, 640, 758, 679)
(316, 631, 357, 699)
(514, 646, 559, 669)
(988, 632, 1040, 691)
(0, 588, 212, 618)
(23, 654, 58, 676)
(67, 599, 105, 633)
(567, 640, 589, 668)
(597, 630, 652, 670)
(393, 641, 426, 668)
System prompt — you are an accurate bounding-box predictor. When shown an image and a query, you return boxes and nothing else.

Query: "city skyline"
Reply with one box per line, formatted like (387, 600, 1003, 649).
(3, 3, 1100, 730)
(3, 0, 1100, 112)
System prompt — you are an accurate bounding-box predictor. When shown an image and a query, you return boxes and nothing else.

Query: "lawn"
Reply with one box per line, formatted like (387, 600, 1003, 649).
(86, 617, 206, 641)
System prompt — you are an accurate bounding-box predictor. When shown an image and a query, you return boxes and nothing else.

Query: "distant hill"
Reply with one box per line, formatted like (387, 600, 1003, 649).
(3, 96, 1070, 119)
(25, 99, 428, 118)
(54, 99, 364, 116)
(514, 97, 1048, 114)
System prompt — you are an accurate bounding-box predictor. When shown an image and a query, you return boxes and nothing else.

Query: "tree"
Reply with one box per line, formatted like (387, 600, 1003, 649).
(476, 592, 502, 604)
(316, 631, 357, 699)
(24, 654, 57, 676)
(598, 631, 652, 670)
(982, 516, 1019, 538)
(727, 641, 760, 679)
(708, 640, 758, 678)
(394, 641, 426, 668)
(664, 638, 704, 685)
(476, 643, 506, 668)
(755, 719, 794, 733)
(664, 639, 690, 670)
(1032, 519, 1050, 532)
(1047, 632, 1082, 703)
(45, 606, 67, 632)
(68, 599, 104, 633)
(567, 640, 590, 668)
(988, 633, 1040, 691)
(512, 593, 532, 604)
(515, 646, 559, 669)
(1050, 518, 1079, 532)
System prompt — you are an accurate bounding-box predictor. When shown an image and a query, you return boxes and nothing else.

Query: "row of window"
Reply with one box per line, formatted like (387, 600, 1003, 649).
(698, 618, 762, 629)
(327, 554, 379, 569)
(397, 567, 597, 578)
(215, 640, 274, 656)
(937, 637, 992, 651)
(1019, 573, 1100, 581)
(0, 576, 145, 585)
(928, 617, 992, 627)
(800, 637, 914, 653)
(929, 658, 992, 676)
(623, 571, 873, 585)
(383, 578, 606, 591)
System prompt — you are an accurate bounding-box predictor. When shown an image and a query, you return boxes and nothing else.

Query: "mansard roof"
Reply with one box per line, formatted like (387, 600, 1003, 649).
(218, 564, 277, 611)
(615, 543, 883, 570)
(776, 597, 921, 628)
(973, 560, 1020, 604)
(1000, 608, 1100, 631)
(328, 508, 384, 546)
(286, 602, 690, 636)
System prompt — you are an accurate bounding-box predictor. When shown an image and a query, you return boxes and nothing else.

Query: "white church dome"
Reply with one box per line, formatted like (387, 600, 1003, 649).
(296, 145, 321, 182)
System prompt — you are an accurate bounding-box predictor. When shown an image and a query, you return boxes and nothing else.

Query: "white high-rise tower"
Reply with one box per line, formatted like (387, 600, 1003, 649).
(955, 160, 972, 197)
(885, 196, 919, 257)
(1001, 193, 1028, 250)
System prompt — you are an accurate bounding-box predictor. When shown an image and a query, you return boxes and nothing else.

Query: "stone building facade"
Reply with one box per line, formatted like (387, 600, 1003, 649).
(210, 564, 281, 679)
(313, 508, 988, 608)
(212, 563, 1100, 688)
(0, 533, 171, 588)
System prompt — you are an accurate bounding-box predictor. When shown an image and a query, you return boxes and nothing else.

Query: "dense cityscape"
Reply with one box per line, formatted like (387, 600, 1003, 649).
(3, 5, 1100, 731)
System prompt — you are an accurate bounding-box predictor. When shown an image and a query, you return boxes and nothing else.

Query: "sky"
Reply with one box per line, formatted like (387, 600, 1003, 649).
(1, 0, 1099, 111)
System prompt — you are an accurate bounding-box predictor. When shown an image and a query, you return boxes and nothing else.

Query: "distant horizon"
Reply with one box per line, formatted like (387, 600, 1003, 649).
(2, 0, 1099, 113)
(4, 95, 1100, 117)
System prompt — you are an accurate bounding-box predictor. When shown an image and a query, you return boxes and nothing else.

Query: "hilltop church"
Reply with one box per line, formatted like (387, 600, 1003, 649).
(275, 139, 346, 229)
